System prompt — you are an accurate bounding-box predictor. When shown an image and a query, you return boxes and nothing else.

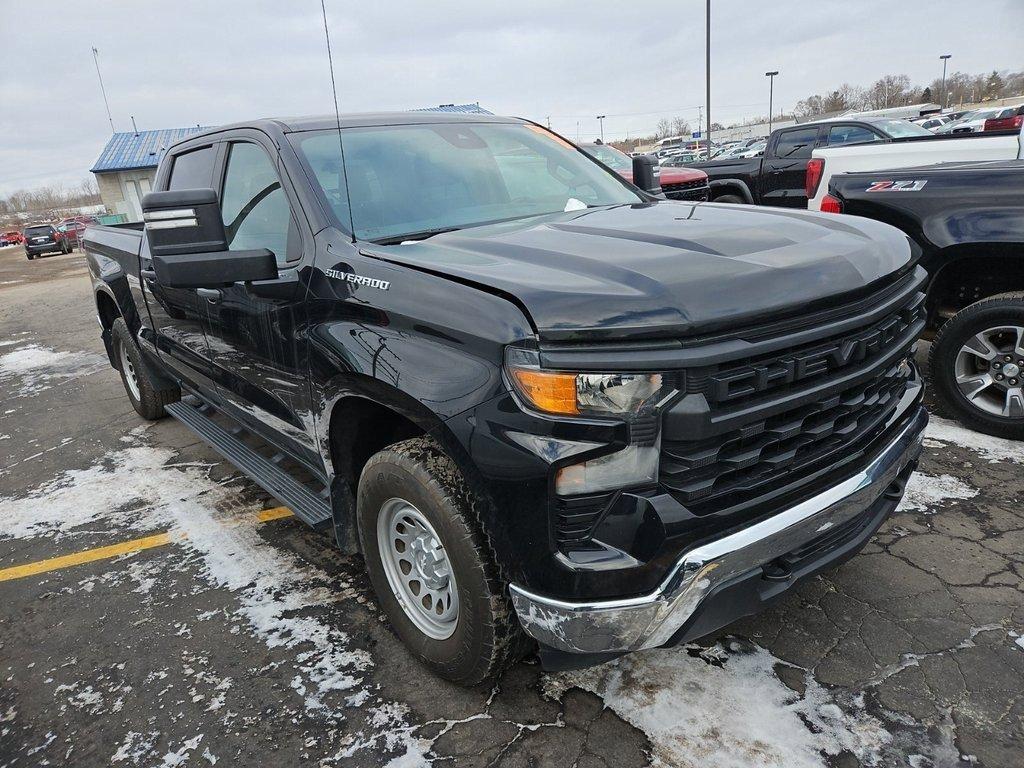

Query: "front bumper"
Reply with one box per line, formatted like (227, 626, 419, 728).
(509, 404, 927, 657)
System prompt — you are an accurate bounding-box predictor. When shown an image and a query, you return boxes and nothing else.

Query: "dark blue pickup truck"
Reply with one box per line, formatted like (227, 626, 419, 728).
(84, 111, 927, 684)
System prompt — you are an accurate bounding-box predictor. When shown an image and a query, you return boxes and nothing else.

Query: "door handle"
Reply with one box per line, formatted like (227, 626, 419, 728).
(140, 268, 157, 280)
(195, 288, 222, 301)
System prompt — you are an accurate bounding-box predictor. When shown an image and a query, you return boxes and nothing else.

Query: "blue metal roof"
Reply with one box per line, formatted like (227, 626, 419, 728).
(90, 127, 207, 173)
(411, 103, 493, 115)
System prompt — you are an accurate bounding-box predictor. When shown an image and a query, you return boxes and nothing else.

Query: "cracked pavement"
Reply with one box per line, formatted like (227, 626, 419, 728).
(0, 246, 1022, 767)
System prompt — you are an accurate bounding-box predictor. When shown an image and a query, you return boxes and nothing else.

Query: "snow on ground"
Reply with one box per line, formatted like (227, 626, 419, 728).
(925, 415, 1024, 464)
(547, 640, 892, 768)
(897, 472, 978, 513)
(0, 343, 106, 395)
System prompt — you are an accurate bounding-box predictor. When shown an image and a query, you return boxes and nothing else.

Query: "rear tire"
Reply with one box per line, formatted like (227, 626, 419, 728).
(26, 253, 33, 261)
(356, 437, 527, 685)
(713, 193, 745, 204)
(111, 318, 180, 420)
(930, 294, 1024, 440)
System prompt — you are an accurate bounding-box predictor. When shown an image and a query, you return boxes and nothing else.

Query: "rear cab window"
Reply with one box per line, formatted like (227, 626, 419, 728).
(167, 146, 216, 190)
(826, 125, 878, 146)
(25, 226, 53, 237)
(773, 128, 819, 159)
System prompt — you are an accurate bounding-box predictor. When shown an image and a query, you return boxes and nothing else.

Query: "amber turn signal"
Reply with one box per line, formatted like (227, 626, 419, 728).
(509, 368, 579, 415)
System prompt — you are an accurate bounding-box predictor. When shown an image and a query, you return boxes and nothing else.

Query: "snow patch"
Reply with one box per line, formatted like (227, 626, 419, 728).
(548, 639, 892, 768)
(896, 472, 978, 513)
(0, 343, 106, 395)
(925, 416, 1024, 464)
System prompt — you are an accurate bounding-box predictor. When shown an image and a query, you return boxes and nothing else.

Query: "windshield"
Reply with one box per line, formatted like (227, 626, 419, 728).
(292, 123, 642, 242)
(580, 144, 632, 172)
(872, 120, 933, 138)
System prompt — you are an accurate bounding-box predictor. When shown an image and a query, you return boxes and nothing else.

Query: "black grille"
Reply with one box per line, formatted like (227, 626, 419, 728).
(661, 359, 912, 512)
(662, 179, 710, 202)
(692, 291, 925, 407)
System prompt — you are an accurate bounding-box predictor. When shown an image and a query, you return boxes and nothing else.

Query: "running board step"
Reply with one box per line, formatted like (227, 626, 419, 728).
(165, 401, 333, 531)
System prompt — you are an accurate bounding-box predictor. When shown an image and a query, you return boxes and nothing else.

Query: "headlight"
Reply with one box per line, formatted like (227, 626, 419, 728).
(504, 348, 673, 496)
(505, 348, 664, 417)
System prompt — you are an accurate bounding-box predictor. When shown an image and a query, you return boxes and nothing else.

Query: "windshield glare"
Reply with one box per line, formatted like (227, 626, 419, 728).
(293, 123, 642, 242)
(874, 120, 933, 138)
(581, 144, 632, 172)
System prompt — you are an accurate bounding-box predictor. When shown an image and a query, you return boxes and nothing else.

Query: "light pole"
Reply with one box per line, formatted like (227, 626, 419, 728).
(940, 54, 952, 110)
(705, 0, 711, 151)
(765, 71, 779, 134)
(596, 115, 606, 143)
(92, 46, 115, 134)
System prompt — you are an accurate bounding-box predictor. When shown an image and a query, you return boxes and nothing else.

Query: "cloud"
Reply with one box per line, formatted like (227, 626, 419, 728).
(1, 0, 1021, 195)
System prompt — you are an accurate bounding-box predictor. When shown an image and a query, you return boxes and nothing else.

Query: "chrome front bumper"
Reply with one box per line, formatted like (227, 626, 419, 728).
(509, 405, 927, 655)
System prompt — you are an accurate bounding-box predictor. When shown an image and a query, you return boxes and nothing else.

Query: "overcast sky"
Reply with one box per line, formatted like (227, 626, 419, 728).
(1, 0, 1021, 196)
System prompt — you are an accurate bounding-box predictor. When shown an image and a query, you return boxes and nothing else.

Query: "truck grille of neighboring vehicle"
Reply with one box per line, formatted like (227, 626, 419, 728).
(661, 179, 711, 202)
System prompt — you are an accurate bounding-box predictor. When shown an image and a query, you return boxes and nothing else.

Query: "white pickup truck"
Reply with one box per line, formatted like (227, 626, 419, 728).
(807, 125, 1024, 211)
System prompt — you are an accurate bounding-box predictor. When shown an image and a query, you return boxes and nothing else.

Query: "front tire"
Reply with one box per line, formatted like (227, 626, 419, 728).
(111, 318, 180, 420)
(930, 294, 1024, 439)
(356, 437, 526, 685)
(713, 193, 744, 204)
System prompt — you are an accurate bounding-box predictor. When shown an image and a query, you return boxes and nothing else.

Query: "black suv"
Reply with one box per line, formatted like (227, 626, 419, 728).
(24, 224, 71, 259)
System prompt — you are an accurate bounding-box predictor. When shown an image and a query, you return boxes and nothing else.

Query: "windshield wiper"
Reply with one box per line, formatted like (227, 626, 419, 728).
(374, 226, 464, 246)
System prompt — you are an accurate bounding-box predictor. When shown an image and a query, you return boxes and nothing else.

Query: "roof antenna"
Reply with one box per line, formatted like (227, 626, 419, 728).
(91, 47, 115, 134)
(319, 0, 356, 243)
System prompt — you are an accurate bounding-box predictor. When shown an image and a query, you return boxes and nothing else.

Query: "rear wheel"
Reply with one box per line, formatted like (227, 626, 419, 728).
(930, 294, 1024, 439)
(26, 253, 33, 261)
(111, 318, 180, 420)
(356, 437, 527, 685)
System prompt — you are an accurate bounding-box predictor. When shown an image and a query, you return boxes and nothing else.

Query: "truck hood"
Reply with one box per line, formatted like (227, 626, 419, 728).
(365, 201, 914, 342)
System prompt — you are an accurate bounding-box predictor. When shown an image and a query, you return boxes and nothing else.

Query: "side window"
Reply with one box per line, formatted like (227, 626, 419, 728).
(220, 142, 300, 264)
(167, 146, 216, 190)
(827, 125, 879, 146)
(774, 128, 819, 159)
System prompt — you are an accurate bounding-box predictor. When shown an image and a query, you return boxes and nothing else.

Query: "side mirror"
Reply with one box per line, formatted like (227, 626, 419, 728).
(142, 188, 278, 289)
(632, 155, 663, 197)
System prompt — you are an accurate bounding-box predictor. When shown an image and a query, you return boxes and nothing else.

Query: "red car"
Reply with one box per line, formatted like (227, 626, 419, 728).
(983, 105, 1024, 132)
(56, 218, 89, 248)
(580, 142, 710, 201)
(0, 231, 24, 246)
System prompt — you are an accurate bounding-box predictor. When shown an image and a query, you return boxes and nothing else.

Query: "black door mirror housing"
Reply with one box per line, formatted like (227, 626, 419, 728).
(142, 188, 278, 289)
(631, 155, 663, 197)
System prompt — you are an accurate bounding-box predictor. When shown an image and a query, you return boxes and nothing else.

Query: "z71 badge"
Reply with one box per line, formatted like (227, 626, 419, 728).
(865, 180, 928, 192)
(324, 268, 390, 291)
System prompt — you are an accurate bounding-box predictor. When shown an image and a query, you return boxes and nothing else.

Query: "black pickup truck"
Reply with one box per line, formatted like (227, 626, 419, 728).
(825, 159, 1024, 439)
(695, 118, 935, 208)
(84, 112, 927, 684)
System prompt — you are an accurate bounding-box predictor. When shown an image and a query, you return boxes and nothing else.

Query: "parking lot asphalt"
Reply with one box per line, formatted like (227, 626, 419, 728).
(0, 242, 1022, 768)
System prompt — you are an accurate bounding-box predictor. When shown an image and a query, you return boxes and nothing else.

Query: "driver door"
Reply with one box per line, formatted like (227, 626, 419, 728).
(199, 134, 320, 469)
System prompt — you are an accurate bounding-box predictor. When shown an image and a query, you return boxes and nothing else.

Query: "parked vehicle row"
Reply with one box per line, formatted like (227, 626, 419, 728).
(16, 215, 97, 260)
(85, 112, 926, 686)
(580, 141, 710, 201)
(821, 157, 1024, 438)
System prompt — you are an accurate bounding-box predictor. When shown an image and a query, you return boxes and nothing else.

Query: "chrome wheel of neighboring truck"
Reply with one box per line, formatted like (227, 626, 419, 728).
(356, 437, 527, 685)
(931, 295, 1024, 439)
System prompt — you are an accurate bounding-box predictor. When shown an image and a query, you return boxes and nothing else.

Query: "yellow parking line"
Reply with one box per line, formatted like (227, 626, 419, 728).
(0, 506, 295, 584)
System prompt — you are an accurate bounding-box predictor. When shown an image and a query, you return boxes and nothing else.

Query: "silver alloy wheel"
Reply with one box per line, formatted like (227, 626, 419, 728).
(119, 340, 141, 401)
(954, 325, 1024, 418)
(376, 497, 459, 640)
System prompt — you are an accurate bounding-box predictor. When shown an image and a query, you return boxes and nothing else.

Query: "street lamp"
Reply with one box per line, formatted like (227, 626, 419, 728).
(596, 115, 606, 143)
(939, 54, 952, 110)
(765, 71, 779, 134)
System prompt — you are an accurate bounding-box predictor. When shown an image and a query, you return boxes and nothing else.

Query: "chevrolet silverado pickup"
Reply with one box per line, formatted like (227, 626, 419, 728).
(84, 112, 927, 684)
(823, 158, 1024, 439)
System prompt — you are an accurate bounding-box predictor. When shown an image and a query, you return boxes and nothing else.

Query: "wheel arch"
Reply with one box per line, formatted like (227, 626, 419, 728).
(707, 178, 755, 204)
(924, 246, 1024, 332)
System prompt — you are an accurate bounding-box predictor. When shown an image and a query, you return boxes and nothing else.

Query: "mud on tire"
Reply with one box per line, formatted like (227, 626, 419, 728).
(112, 318, 180, 420)
(356, 436, 528, 685)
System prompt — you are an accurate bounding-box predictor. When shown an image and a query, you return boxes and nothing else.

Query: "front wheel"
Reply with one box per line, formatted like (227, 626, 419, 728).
(713, 193, 744, 204)
(930, 294, 1024, 439)
(356, 437, 527, 685)
(111, 318, 180, 420)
